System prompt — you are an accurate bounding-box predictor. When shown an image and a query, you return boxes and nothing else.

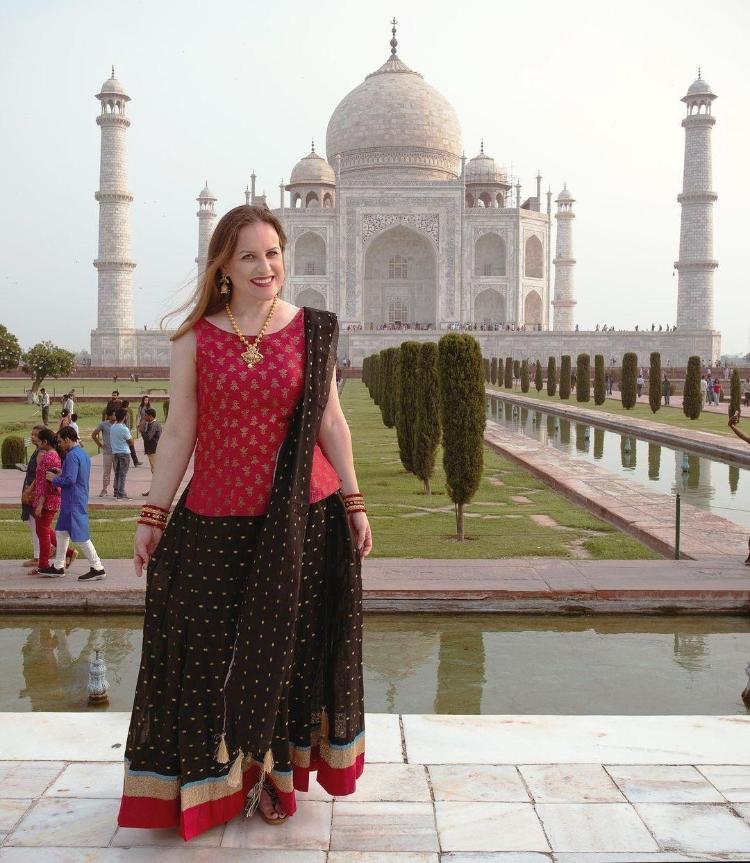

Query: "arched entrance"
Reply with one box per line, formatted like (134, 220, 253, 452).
(363, 225, 437, 327)
(295, 287, 327, 310)
(475, 288, 506, 323)
(524, 290, 542, 327)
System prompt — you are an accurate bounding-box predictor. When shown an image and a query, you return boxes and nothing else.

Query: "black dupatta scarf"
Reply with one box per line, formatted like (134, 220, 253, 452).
(212, 307, 361, 795)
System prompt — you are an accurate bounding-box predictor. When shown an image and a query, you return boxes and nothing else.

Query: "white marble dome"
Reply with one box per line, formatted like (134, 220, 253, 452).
(97, 70, 129, 99)
(326, 53, 463, 181)
(290, 148, 336, 186)
(465, 146, 506, 185)
(687, 76, 712, 96)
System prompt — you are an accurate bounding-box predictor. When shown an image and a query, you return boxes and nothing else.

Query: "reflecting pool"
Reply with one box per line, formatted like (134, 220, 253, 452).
(1, 614, 748, 715)
(487, 396, 750, 530)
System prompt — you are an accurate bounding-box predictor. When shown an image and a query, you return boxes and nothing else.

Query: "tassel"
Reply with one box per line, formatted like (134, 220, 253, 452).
(263, 748, 275, 774)
(215, 732, 230, 765)
(243, 748, 275, 818)
(227, 749, 244, 789)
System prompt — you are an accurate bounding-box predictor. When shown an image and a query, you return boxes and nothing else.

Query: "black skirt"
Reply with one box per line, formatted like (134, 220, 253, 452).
(117, 486, 365, 841)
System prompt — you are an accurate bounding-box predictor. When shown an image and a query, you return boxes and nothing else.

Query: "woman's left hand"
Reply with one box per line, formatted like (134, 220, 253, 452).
(347, 511, 372, 559)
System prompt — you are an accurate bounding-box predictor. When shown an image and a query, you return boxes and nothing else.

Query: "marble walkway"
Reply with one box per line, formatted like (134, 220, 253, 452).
(0, 713, 749, 860)
(484, 419, 749, 562)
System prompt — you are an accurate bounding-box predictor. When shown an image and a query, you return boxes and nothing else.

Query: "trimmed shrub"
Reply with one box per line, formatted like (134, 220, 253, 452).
(576, 354, 590, 402)
(490, 356, 498, 386)
(513, 359, 520, 383)
(594, 354, 605, 405)
(682, 355, 702, 419)
(520, 359, 530, 392)
(547, 356, 557, 396)
(621, 352, 637, 409)
(373, 353, 382, 405)
(438, 334, 485, 541)
(559, 355, 571, 399)
(396, 342, 421, 474)
(413, 342, 442, 495)
(729, 368, 741, 418)
(535, 360, 543, 392)
(504, 357, 513, 389)
(649, 352, 661, 413)
(483, 357, 490, 383)
(1, 435, 25, 468)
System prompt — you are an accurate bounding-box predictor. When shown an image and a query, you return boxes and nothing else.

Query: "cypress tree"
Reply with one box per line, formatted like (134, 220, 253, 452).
(682, 355, 702, 419)
(649, 352, 661, 413)
(504, 357, 513, 388)
(438, 334, 485, 541)
(535, 360, 543, 392)
(729, 368, 741, 418)
(373, 351, 384, 406)
(594, 354, 605, 405)
(380, 347, 399, 427)
(513, 359, 520, 385)
(396, 342, 420, 474)
(483, 357, 490, 383)
(413, 342, 441, 495)
(576, 354, 590, 402)
(621, 353, 637, 409)
(559, 355, 571, 399)
(520, 359, 530, 393)
(490, 356, 498, 386)
(547, 356, 557, 396)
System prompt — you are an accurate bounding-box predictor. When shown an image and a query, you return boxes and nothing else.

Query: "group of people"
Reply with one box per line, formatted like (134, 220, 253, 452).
(701, 375, 724, 406)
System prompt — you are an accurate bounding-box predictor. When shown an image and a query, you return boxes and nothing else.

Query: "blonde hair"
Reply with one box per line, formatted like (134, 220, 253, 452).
(162, 205, 288, 340)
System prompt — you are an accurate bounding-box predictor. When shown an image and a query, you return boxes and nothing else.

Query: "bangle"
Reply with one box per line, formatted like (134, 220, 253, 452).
(142, 503, 169, 514)
(138, 517, 166, 531)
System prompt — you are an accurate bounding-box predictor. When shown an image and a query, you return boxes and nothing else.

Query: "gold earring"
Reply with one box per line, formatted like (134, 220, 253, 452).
(219, 273, 230, 296)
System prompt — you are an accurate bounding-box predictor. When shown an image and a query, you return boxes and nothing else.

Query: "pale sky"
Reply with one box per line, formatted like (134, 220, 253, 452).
(1, 0, 748, 355)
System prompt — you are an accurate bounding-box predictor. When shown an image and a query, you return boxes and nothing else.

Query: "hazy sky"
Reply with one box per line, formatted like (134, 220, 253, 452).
(1, 0, 748, 355)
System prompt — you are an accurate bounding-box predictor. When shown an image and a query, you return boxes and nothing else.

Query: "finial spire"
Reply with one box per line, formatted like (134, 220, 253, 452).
(111, 65, 115, 78)
(311, 138, 315, 153)
(480, 139, 484, 155)
(390, 17, 398, 56)
(698, 65, 702, 79)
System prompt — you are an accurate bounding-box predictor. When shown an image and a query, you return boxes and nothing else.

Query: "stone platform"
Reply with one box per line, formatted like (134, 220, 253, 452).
(0, 713, 749, 859)
(2, 557, 749, 614)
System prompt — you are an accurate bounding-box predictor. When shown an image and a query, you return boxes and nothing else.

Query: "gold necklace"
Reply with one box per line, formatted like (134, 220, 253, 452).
(224, 294, 279, 367)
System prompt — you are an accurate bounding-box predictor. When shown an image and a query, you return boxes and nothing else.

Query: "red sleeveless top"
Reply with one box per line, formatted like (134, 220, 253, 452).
(185, 308, 341, 516)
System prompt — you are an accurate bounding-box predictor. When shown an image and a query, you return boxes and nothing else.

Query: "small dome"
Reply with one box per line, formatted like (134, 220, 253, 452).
(198, 182, 216, 200)
(98, 68, 129, 99)
(687, 76, 712, 96)
(289, 148, 336, 186)
(557, 185, 573, 201)
(465, 146, 506, 184)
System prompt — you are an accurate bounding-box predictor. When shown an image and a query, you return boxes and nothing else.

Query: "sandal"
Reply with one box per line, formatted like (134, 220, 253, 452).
(258, 778, 287, 825)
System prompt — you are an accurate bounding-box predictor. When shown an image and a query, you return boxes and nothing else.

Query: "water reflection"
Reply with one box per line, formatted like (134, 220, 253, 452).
(0, 615, 748, 715)
(487, 396, 750, 530)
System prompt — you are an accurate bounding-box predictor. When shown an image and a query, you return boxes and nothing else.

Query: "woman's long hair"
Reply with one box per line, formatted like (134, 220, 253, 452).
(162, 205, 288, 341)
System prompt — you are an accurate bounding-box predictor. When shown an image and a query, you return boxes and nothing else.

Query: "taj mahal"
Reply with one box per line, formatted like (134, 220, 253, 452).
(90, 22, 721, 368)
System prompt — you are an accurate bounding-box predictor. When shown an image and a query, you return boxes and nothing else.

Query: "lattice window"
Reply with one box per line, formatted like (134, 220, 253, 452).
(388, 255, 408, 279)
(388, 300, 408, 324)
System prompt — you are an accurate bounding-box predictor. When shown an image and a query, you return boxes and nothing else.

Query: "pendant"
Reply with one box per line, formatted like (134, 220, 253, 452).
(241, 344, 263, 367)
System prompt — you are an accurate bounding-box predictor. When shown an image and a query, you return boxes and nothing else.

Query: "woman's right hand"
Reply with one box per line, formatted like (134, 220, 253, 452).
(134, 523, 164, 577)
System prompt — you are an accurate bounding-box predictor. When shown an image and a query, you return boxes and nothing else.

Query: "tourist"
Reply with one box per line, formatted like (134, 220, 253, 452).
(605, 373, 612, 395)
(701, 375, 709, 406)
(119, 400, 143, 466)
(713, 378, 721, 405)
(105, 390, 121, 416)
(40, 427, 106, 581)
(31, 429, 76, 574)
(636, 372, 645, 398)
(662, 373, 670, 406)
(69, 413, 80, 438)
(110, 407, 133, 500)
(137, 395, 151, 427)
(118, 205, 369, 840)
(20, 424, 45, 568)
(728, 412, 750, 566)
(58, 409, 71, 430)
(137, 407, 161, 494)
(38, 387, 50, 426)
(92, 408, 116, 497)
(62, 392, 74, 415)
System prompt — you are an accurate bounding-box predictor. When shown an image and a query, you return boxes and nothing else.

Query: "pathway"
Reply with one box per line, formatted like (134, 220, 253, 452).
(0, 712, 749, 858)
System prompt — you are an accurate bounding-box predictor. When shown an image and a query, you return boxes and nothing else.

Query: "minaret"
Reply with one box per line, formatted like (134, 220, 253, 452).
(552, 185, 576, 331)
(92, 68, 135, 364)
(675, 71, 718, 330)
(195, 181, 217, 278)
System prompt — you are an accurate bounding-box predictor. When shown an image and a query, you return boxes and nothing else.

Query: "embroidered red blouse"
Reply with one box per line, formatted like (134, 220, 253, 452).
(185, 308, 341, 516)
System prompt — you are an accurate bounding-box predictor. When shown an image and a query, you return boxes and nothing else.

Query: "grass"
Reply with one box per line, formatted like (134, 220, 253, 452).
(0, 379, 659, 561)
(487, 384, 738, 438)
(0, 378, 170, 397)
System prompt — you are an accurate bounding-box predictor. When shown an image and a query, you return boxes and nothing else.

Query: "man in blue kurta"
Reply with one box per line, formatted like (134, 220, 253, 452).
(38, 427, 107, 581)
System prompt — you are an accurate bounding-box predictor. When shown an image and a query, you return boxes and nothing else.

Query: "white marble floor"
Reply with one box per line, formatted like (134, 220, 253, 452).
(0, 713, 749, 861)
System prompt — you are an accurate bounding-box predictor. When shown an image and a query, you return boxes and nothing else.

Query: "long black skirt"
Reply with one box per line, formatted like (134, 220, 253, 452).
(117, 487, 365, 841)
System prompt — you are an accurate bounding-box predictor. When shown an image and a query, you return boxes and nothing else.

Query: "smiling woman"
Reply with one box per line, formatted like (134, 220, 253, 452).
(118, 204, 372, 840)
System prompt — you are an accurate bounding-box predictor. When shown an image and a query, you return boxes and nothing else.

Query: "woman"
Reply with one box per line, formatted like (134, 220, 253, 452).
(118, 205, 372, 842)
(58, 409, 71, 430)
(728, 411, 750, 566)
(20, 424, 44, 567)
(137, 395, 151, 428)
(31, 428, 76, 573)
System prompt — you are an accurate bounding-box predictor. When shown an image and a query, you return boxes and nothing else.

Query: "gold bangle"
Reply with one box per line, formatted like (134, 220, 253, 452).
(138, 518, 166, 531)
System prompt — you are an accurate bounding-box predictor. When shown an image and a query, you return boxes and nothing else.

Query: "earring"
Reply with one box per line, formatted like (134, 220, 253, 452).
(219, 273, 230, 296)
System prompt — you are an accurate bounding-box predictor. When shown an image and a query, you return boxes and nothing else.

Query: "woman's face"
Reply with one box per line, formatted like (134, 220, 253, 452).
(222, 222, 284, 302)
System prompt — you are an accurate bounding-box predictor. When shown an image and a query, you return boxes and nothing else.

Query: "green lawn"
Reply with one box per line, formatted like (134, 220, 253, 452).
(487, 384, 738, 438)
(0, 380, 659, 561)
(0, 378, 170, 397)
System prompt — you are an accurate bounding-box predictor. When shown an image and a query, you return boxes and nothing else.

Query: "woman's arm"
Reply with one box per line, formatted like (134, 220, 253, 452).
(317, 376, 359, 495)
(141, 329, 198, 509)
